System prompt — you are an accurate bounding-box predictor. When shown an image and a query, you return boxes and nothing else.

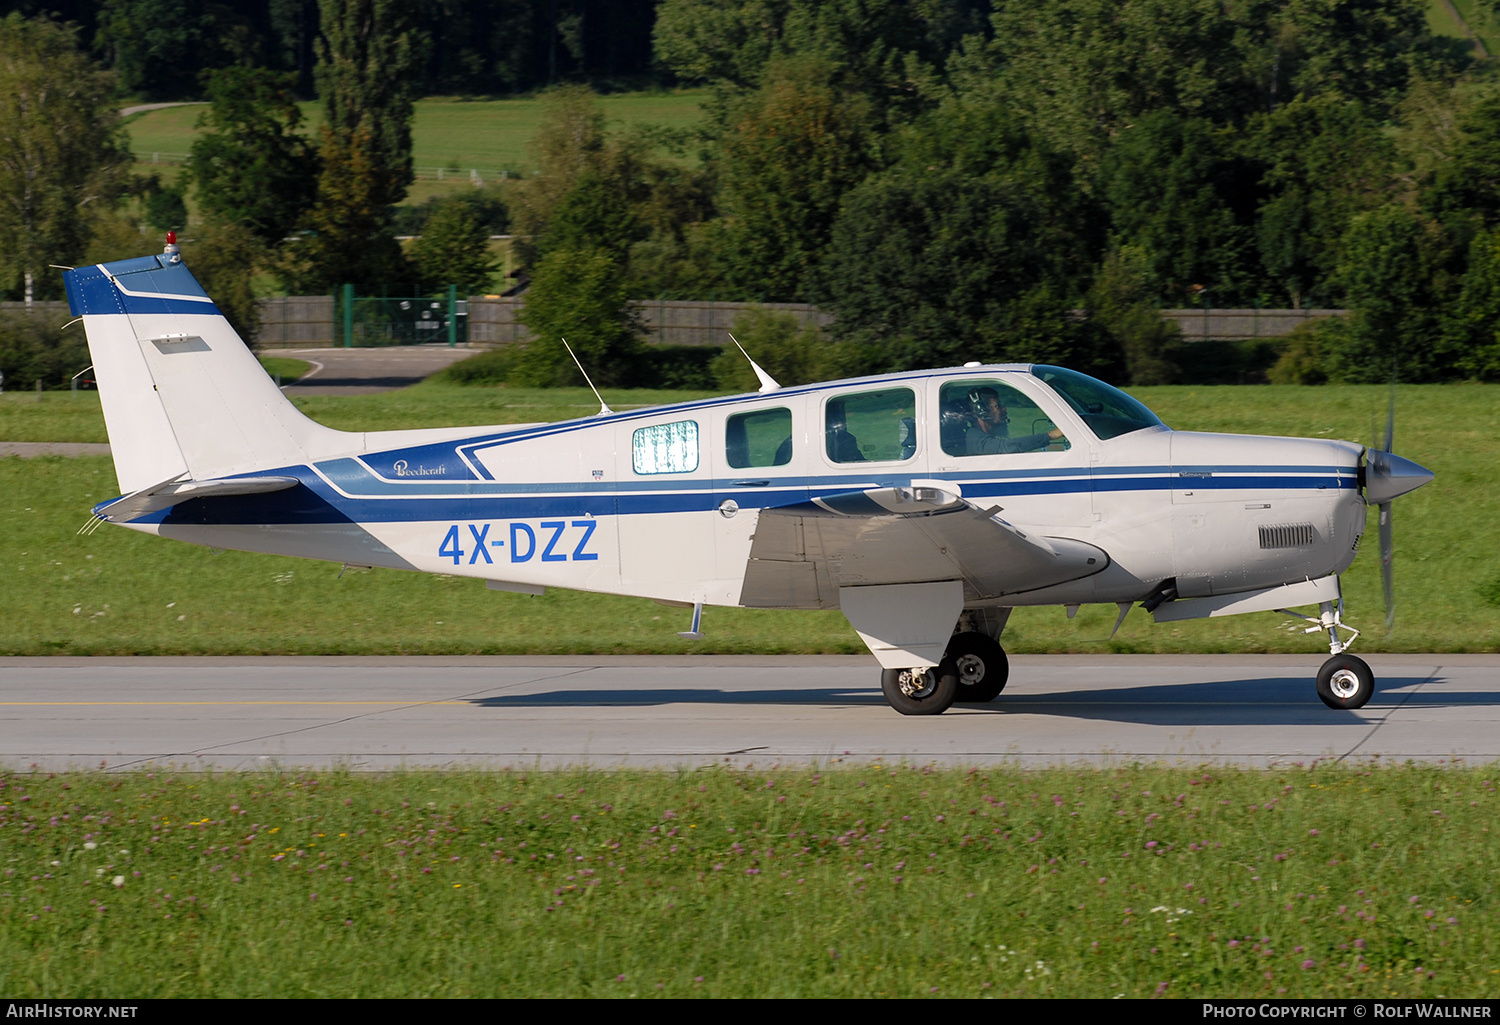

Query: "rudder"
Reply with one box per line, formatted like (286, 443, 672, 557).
(64, 239, 350, 491)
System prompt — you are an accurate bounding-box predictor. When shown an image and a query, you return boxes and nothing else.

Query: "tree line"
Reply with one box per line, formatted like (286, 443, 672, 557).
(2, 0, 661, 99)
(514, 0, 1500, 387)
(6, 0, 1500, 388)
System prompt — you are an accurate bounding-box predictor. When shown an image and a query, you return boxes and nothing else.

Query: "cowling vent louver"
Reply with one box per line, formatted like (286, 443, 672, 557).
(1258, 523, 1316, 549)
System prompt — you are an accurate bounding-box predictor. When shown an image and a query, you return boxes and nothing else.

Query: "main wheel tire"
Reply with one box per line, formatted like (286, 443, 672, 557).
(880, 666, 959, 716)
(946, 632, 1009, 703)
(1316, 654, 1375, 710)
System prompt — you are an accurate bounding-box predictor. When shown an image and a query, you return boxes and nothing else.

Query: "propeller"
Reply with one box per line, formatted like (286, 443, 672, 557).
(1362, 384, 1434, 632)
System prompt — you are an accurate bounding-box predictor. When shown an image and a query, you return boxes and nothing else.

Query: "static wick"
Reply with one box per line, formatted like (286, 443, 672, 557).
(560, 338, 612, 415)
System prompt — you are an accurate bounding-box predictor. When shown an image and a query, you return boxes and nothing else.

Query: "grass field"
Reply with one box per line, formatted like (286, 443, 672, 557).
(1443, 0, 1500, 58)
(123, 91, 709, 191)
(0, 381, 1496, 656)
(256, 357, 310, 383)
(1, 763, 1497, 998)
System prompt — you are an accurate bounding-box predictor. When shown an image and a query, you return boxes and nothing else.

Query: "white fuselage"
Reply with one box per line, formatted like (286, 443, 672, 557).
(118, 366, 1366, 613)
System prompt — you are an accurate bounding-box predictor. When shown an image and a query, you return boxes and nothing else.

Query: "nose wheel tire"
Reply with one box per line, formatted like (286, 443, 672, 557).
(1316, 653, 1374, 710)
(881, 666, 959, 716)
(946, 632, 1009, 703)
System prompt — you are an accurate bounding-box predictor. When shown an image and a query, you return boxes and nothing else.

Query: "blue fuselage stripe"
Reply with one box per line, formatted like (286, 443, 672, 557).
(136, 463, 1356, 525)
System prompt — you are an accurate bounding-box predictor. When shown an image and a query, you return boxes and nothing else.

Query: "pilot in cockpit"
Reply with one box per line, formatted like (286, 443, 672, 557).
(965, 387, 1063, 455)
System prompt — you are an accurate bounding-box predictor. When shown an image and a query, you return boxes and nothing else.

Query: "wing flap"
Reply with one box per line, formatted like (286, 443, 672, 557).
(744, 486, 1108, 605)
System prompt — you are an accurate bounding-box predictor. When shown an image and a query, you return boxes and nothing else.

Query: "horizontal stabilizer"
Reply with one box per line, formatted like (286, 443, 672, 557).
(94, 475, 300, 522)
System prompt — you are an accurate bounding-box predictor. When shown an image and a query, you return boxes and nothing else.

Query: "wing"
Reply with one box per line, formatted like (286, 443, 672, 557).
(740, 485, 1108, 609)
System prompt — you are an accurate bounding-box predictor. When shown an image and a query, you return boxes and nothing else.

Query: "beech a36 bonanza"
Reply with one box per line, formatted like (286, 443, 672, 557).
(66, 239, 1434, 715)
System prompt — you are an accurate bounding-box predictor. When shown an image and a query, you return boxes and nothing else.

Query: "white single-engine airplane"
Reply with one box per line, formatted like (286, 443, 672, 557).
(65, 239, 1434, 715)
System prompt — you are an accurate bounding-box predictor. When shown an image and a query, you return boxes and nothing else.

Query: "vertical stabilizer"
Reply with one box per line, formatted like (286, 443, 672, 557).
(64, 243, 351, 491)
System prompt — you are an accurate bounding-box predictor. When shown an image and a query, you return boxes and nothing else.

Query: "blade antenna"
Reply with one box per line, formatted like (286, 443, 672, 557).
(728, 332, 781, 393)
(560, 337, 612, 415)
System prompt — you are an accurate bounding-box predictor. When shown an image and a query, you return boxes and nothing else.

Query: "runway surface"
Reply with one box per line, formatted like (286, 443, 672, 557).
(2, 654, 1497, 772)
(279, 345, 476, 394)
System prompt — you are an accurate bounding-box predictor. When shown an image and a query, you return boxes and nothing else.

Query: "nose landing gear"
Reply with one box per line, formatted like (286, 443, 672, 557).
(1316, 653, 1375, 710)
(1277, 598, 1374, 710)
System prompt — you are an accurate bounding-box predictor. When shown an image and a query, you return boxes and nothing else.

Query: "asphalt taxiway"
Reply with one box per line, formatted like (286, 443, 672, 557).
(2, 654, 1496, 772)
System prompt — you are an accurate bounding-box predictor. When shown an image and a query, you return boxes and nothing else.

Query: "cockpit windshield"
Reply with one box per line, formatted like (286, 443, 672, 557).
(1031, 365, 1164, 440)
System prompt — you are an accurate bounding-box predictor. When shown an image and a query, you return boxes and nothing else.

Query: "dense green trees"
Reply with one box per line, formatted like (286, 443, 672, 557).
(819, 98, 1105, 369)
(0, 14, 129, 304)
(409, 200, 498, 295)
(19, 1, 1500, 385)
(183, 66, 318, 246)
(294, 0, 422, 291)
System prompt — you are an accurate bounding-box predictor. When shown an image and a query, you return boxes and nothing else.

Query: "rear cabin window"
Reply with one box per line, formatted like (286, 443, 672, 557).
(825, 388, 916, 463)
(726, 407, 793, 468)
(633, 421, 699, 474)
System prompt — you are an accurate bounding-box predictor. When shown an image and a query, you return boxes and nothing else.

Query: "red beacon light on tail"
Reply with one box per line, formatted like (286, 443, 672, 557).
(164, 230, 181, 264)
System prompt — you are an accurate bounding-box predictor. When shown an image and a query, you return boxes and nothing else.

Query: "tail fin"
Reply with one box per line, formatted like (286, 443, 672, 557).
(63, 242, 350, 492)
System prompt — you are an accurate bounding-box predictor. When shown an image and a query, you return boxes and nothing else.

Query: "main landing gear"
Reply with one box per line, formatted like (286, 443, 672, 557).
(881, 630, 1009, 716)
(1278, 598, 1375, 710)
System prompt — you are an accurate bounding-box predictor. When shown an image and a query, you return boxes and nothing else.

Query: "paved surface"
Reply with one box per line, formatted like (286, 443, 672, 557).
(120, 102, 206, 118)
(279, 345, 477, 395)
(2, 654, 1496, 772)
(0, 442, 111, 458)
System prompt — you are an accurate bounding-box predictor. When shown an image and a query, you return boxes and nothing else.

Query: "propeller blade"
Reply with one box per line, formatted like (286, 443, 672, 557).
(1384, 381, 1396, 454)
(1379, 500, 1394, 632)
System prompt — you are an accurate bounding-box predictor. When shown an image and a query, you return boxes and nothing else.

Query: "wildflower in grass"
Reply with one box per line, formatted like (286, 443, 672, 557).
(112, 876, 123, 888)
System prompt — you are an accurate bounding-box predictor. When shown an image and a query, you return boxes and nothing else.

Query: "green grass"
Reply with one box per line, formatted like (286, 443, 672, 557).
(1, 382, 1496, 656)
(256, 357, 310, 383)
(2, 764, 1498, 997)
(123, 90, 710, 187)
(1448, 0, 1500, 58)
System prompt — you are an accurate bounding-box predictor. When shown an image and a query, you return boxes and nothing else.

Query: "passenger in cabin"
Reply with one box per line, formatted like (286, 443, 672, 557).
(773, 435, 793, 465)
(825, 401, 865, 462)
(964, 387, 1063, 455)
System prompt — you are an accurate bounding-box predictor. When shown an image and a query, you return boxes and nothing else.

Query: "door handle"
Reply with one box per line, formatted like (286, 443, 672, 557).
(733, 479, 771, 487)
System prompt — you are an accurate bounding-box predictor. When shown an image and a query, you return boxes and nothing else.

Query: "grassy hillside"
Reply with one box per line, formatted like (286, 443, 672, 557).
(124, 91, 709, 198)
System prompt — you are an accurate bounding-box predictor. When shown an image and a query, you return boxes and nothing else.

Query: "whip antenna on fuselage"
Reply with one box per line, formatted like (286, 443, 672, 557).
(728, 332, 780, 393)
(560, 337, 613, 415)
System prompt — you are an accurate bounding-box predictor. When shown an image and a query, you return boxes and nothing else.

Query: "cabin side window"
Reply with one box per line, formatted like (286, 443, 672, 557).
(726, 407, 793, 468)
(938, 380, 1070, 457)
(633, 420, 699, 474)
(825, 388, 916, 463)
